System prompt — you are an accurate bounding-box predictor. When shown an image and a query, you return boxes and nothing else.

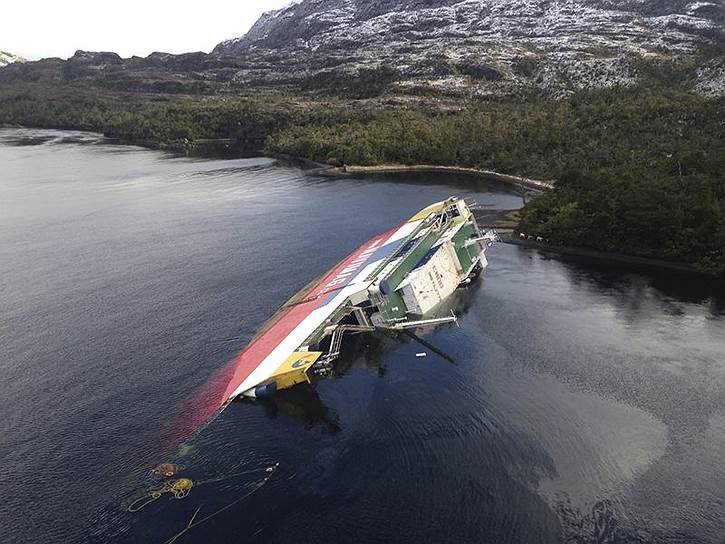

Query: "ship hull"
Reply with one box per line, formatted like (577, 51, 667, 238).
(213, 197, 496, 408)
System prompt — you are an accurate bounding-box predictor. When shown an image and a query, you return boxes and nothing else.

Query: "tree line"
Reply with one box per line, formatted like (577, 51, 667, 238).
(1, 85, 722, 272)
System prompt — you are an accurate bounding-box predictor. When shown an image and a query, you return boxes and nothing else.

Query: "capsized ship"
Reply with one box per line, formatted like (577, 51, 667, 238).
(217, 197, 497, 405)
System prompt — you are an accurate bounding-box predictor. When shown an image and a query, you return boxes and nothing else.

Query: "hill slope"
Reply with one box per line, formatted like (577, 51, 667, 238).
(0, 1, 721, 98)
(214, 0, 724, 97)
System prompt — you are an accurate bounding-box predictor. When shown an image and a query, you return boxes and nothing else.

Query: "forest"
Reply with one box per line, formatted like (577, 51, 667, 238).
(1, 85, 723, 273)
(266, 89, 725, 273)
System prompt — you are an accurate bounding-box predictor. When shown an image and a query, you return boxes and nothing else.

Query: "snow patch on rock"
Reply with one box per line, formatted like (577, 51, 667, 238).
(695, 59, 725, 97)
(0, 51, 26, 68)
(213, 0, 723, 97)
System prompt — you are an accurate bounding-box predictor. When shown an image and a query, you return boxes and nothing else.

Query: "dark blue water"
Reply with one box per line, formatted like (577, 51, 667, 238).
(1, 129, 724, 544)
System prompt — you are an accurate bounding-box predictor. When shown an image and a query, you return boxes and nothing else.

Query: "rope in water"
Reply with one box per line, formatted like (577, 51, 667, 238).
(128, 479, 194, 513)
(128, 463, 278, 513)
(161, 464, 279, 544)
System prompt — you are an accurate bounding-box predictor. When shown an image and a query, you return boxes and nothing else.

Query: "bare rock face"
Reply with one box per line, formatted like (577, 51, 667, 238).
(214, 0, 725, 97)
(0, 1, 722, 98)
(0, 51, 26, 68)
(696, 58, 725, 97)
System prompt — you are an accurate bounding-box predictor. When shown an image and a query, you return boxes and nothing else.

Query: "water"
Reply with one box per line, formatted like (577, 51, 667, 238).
(1, 129, 724, 544)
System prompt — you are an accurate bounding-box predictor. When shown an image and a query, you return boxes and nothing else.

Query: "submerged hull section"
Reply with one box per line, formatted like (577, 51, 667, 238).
(215, 197, 496, 408)
(221, 225, 401, 400)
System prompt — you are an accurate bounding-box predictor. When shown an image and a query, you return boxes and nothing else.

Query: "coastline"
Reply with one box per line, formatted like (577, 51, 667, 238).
(499, 232, 715, 276)
(265, 151, 337, 171)
(473, 209, 521, 229)
(339, 164, 554, 190)
(268, 154, 553, 192)
(2, 125, 552, 192)
(4, 127, 716, 277)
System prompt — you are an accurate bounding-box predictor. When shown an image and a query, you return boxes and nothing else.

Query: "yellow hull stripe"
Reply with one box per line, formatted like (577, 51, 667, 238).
(269, 351, 323, 390)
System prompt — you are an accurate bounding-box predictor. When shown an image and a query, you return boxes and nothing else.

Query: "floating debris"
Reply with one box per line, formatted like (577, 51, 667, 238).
(151, 463, 185, 478)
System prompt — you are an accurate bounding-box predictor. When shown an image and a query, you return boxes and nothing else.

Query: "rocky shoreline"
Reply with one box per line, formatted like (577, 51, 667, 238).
(340, 164, 554, 190)
(264, 153, 553, 192)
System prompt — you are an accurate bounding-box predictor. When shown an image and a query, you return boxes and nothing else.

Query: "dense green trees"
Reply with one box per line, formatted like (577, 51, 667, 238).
(1, 86, 722, 272)
(518, 169, 725, 273)
(0, 93, 305, 148)
(267, 89, 725, 273)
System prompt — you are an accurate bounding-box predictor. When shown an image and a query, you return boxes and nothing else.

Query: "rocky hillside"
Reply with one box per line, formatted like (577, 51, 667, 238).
(0, 0, 722, 98)
(0, 51, 25, 68)
(214, 0, 724, 97)
(0, 50, 235, 95)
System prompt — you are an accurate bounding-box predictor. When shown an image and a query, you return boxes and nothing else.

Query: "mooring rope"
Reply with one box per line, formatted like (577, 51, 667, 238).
(128, 463, 279, 513)
(161, 465, 278, 544)
(127, 478, 194, 513)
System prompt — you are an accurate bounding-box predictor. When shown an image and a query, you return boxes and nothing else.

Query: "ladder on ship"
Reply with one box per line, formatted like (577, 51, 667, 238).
(328, 324, 375, 361)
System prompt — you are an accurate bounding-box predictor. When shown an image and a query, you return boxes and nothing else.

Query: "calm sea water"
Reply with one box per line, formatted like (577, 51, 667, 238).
(1, 129, 724, 544)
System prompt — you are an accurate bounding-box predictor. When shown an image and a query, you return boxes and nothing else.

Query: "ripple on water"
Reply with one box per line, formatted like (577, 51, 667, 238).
(1, 129, 725, 544)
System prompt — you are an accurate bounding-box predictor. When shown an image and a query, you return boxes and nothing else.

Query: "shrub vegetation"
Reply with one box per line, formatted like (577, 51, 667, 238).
(1, 86, 723, 272)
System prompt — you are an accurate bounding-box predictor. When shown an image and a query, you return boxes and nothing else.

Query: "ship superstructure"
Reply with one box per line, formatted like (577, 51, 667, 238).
(219, 197, 496, 404)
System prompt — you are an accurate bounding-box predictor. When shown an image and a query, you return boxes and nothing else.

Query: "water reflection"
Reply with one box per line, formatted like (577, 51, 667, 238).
(354, 170, 525, 196)
(247, 385, 342, 434)
(3, 129, 725, 544)
(333, 281, 482, 380)
(0, 129, 105, 147)
(540, 249, 725, 318)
